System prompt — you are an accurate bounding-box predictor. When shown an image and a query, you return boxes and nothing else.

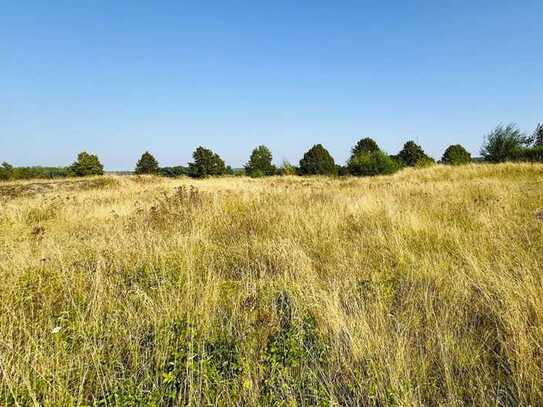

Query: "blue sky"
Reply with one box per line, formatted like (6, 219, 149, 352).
(1, 1, 542, 170)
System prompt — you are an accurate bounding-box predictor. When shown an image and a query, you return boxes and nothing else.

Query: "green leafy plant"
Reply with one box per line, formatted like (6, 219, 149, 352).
(188, 147, 227, 178)
(260, 292, 330, 405)
(397, 141, 432, 167)
(512, 145, 543, 162)
(135, 151, 160, 175)
(481, 124, 532, 162)
(245, 145, 276, 177)
(69, 152, 104, 176)
(0, 162, 13, 180)
(441, 144, 472, 165)
(159, 166, 188, 177)
(299, 144, 337, 175)
(348, 150, 399, 176)
(351, 138, 380, 156)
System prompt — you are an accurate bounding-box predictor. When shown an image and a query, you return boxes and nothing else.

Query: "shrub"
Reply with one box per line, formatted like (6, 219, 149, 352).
(277, 160, 297, 176)
(245, 145, 276, 177)
(299, 144, 337, 176)
(397, 141, 432, 167)
(0, 162, 13, 180)
(347, 150, 399, 176)
(188, 147, 226, 178)
(69, 152, 104, 177)
(0, 164, 71, 181)
(481, 124, 532, 162)
(351, 138, 379, 156)
(441, 144, 472, 165)
(512, 145, 543, 162)
(414, 156, 435, 168)
(249, 169, 264, 178)
(135, 151, 160, 175)
(336, 165, 350, 176)
(159, 166, 187, 177)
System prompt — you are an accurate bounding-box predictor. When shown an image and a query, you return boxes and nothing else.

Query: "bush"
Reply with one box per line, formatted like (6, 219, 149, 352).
(159, 166, 187, 177)
(245, 145, 276, 177)
(69, 152, 104, 177)
(414, 156, 435, 168)
(135, 151, 160, 175)
(336, 165, 350, 176)
(0, 163, 71, 181)
(278, 160, 297, 176)
(397, 141, 432, 167)
(351, 138, 379, 156)
(512, 145, 543, 162)
(188, 147, 226, 178)
(0, 162, 13, 180)
(441, 144, 472, 165)
(347, 150, 399, 176)
(299, 144, 337, 175)
(481, 124, 532, 162)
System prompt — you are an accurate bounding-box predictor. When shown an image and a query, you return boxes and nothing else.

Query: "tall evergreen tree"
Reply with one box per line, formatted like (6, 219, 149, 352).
(69, 152, 104, 176)
(135, 151, 160, 174)
(188, 147, 226, 178)
(245, 145, 276, 177)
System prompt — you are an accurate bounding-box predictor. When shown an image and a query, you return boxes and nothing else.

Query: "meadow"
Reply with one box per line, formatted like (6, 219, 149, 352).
(1, 163, 542, 406)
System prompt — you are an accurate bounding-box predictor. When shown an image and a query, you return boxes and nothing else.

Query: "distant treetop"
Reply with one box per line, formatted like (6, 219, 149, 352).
(70, 152, 104, 177)
(351, 138, 380, 157)
(188, 146, 226, 178)
(245, 145, 276, 177)
(135, 151, 160, 175)
(299, 144, 337, 175)
(441, 144, 471, 165)
(397, 141, 432, 167)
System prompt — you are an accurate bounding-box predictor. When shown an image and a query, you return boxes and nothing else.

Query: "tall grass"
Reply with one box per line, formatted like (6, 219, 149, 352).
(0, 164, 542, 405)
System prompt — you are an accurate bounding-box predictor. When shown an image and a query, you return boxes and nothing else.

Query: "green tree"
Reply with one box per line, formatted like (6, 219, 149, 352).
(188, 147, 226, 178)
(481, 124, 532, 162)
(397, 141, 431, 167)
(0, 162, 13, 180)
(299, 144, 337, 175)
(441, 144, 472, 165)
(135, 151, 160, 175)
(245, 145, 276, 177)
(533, 124, 543, 147)
(69, 152, 104, 177)
(348, 150, 399, 176)
(351, 138, 380, 156)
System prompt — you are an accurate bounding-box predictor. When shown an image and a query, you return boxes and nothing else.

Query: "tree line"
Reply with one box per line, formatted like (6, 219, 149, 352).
(1, 123, 542, 181)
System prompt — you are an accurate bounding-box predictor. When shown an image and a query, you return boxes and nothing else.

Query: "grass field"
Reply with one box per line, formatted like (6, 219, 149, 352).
(1, 163, 543, 406)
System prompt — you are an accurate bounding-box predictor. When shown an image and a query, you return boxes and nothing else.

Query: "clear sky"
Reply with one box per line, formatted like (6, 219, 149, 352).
(1, 1, 542, 170)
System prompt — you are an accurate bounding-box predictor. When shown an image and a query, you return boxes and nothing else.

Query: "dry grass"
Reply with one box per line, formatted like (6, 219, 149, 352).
(1, 164, 542, 406)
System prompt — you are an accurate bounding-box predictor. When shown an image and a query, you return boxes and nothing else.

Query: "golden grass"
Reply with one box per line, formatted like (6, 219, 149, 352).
(1, 163, 542, 405)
